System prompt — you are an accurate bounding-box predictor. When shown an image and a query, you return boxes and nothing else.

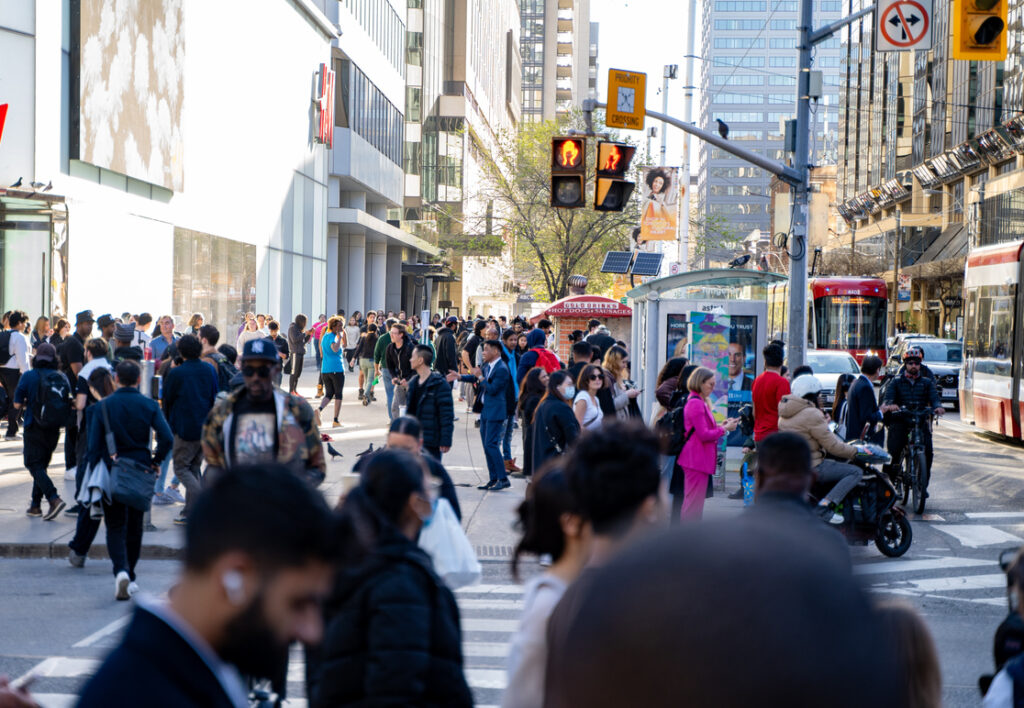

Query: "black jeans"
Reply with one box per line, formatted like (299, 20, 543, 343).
(425, 445, 442, 461)
(69, 506, 102, 557)
(289, 353, 305, 393)
(0, 368, 21, 435)
(24, 424, 61, 505)
(64, 420, 78, 470)
(887, 423, 933, 483)
(104, 499, 144, 580)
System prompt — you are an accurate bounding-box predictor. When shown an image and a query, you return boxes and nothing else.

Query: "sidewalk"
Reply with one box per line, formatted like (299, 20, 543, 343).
(0, 369, 746, 560)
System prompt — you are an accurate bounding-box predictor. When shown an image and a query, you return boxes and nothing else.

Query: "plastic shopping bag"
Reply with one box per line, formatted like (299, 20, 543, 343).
(418, 498, 482, 589)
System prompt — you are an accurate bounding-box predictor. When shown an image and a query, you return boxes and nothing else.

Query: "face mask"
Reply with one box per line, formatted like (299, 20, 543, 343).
(563, 385, 576, 399)
(419, 497, 438, 527)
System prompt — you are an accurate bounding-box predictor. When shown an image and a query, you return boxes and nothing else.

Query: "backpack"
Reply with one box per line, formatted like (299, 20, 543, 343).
(0, 331, 12, 366)
(32, 370, 72, 430)
(656, 405, 694, 456)
(208, 352, 239, 392)
(530, 347, 561, 374)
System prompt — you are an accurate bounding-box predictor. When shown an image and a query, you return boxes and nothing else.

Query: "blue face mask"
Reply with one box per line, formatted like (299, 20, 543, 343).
(563, 385, 576, 399)
(419, 497, 438, 527)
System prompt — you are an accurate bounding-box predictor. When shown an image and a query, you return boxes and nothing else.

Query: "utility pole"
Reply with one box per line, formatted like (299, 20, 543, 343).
(660, 65, 677, 166)
(891, 207, 902, 337)
(680, 4, 698, 273)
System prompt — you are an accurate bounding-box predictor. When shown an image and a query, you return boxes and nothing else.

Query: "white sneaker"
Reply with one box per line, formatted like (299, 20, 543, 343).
(64, 467, 77, 480)
(127, 581, 140, 597)
(115, 571, 131, 601)
(829, 512, 845, 525)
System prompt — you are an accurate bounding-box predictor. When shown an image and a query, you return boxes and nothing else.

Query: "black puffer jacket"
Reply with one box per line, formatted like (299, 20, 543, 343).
(433, 327, 458, 376)
(305, 532, 472, 708)
(406, 371, 455, 449)
(531, 396, 581, 472)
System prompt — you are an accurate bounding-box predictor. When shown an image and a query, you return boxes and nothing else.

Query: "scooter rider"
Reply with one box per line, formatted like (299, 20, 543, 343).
(880, 350, 943, 494)
(777, 375, 864, 525)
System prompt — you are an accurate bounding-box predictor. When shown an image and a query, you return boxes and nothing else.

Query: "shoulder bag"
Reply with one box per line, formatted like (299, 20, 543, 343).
(99, 400, 157, 512)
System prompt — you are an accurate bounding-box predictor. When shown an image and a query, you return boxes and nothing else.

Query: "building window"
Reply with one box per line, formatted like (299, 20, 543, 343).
(770, 37, 797, 48)
(714, 1, 767, 10)
(407, 31, 423, 67)
(714, 18, 764, 29)
(769, 56, 796, 67)
(714, 37, 765, 49)
(713, 74, 765, 86)
(336, 60, 404, 165)
(406, 86, 421, 122)
(713, 56, 765, 68)
(714, 111, 764, 122)
(713, 92, 767, 105)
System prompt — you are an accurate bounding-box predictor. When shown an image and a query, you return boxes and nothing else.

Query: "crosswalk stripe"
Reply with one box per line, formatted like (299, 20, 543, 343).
(966, 511, 1024, 520)
(932, 524, 1024, 548)
(464, 641, 512, 658)
(897, 572, 1008, 593)
(854, 556, 994, 575)
(456, 584, 524, 595)
(458, 598, 524, 611)
(462, 617, 521, 633)
(466, 668, 509, 690)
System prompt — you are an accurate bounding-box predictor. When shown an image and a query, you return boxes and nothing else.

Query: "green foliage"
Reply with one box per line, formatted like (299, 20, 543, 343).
(474, 111, 642, 301)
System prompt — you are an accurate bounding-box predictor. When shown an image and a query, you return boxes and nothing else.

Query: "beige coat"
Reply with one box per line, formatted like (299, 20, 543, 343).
(777, 395, 858, 468)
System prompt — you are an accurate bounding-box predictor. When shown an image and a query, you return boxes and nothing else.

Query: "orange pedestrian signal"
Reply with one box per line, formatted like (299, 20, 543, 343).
(594, 141, 636, 212)
(551, 137, 587, 208)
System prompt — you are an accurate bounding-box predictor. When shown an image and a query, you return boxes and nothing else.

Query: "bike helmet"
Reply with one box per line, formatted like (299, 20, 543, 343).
(791, 374, 823, 400)
(903, 346, 923, 364)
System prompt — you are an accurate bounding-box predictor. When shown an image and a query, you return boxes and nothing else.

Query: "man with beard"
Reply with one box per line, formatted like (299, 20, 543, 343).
(77, 463, 338, 708)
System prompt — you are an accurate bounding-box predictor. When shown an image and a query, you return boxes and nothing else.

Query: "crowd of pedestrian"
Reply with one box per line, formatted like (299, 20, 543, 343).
(0, 305, 961, 708)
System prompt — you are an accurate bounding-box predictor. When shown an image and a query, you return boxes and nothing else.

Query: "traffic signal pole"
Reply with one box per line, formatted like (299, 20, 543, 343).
(584, 0, 875, 368)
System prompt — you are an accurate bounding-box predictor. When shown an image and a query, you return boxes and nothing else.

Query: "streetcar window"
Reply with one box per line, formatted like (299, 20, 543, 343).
(812, 295, 888, 351)
(970, 284, 1016, 376)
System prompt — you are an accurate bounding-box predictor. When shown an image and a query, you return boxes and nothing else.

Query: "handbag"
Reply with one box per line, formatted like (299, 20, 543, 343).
(418, 498, 482, 589)
(99, 400, 157, 512)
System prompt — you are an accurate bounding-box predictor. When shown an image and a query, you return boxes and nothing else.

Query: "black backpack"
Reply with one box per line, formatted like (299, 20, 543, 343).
(208, 352, 239, 392)
(656, 405, 694, 456)
(32, 370, 72, 430)
(0, 331, 12, 366)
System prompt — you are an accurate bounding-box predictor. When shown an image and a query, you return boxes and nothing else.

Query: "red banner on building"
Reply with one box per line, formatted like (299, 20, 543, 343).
(536, 295, 633, 320)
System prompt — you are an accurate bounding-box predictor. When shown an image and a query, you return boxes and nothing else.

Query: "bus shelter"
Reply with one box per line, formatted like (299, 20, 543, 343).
(628, 269, 787, 430)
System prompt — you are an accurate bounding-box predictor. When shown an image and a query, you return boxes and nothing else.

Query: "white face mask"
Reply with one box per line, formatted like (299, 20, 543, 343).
(563, 385, 576, 399)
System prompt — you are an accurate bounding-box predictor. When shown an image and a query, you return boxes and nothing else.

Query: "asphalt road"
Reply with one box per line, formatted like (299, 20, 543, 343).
(0, 411, 1021, 707)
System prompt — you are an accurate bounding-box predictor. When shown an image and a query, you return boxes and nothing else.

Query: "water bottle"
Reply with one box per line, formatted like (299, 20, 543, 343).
(741, 459, 755, 506)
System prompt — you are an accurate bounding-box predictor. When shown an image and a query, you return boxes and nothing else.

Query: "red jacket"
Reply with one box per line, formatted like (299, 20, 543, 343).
(676, 393, 725, 474)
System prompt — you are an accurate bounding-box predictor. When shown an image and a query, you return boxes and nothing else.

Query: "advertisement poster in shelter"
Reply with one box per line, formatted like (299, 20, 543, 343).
(688, 313, 731, 425)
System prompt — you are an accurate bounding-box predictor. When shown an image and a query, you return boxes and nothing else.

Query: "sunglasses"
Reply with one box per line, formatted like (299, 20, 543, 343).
(588, 373, 602, 380)
(242, 364, 272, 379)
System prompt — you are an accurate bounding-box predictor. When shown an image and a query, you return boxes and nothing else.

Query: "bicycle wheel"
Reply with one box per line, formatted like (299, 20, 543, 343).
(912, 449, 928, 515)
(896, 452, 911, 505)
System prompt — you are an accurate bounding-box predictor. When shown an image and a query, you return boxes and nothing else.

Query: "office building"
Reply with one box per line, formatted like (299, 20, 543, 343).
(0, 0, 336, 338)
(832, 0, 1023, 334)
(520, 0, 595, 123)
(695, 0, 841, 265)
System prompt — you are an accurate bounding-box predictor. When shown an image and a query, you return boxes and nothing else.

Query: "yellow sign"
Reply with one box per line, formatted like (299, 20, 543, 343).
(606, 69, 646, 131)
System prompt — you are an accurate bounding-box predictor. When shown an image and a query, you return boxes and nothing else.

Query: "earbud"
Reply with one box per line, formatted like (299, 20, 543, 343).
(221, 571, 245, 606)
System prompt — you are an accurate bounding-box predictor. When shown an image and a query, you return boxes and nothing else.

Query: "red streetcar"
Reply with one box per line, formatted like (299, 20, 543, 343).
(767, 276, 889, 364)
(960, 240, 1024, 440)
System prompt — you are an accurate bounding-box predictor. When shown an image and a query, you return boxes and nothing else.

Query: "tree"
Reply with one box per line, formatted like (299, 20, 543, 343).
(687, 208, 741, 269)
(473, 113, 642, 301)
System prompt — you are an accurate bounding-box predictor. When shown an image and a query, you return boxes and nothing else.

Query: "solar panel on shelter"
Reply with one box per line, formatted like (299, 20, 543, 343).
(631, 252, 664, 277)
(600, 251, 633, 274)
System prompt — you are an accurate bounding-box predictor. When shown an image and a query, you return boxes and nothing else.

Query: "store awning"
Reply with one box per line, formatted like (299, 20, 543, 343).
(530, 295, 632, 322)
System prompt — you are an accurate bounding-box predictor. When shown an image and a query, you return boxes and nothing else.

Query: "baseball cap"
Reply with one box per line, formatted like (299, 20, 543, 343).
(240, 338, 279, 363)
(96, 314, 115, 329)
(34, 342, 57, 363)
(75, 310, 95, 325)
(445, 315, 458, 325)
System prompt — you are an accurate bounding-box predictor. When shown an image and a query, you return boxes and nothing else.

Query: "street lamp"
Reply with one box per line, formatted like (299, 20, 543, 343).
(660, 65, 678, 166)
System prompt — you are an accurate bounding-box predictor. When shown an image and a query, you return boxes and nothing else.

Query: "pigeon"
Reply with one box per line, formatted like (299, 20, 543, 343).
(9, 177, 22, 188)
(715, 118, 729, 140)
(30, 181, 45, 189)
(356, 443, 375, 458)
(42, 181, 53, 192)
(327, 442, 343, 459)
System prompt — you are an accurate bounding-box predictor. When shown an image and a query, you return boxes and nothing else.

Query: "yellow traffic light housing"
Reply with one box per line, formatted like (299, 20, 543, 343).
(594, 141, 636, 212)
(551, 137, 587, 208)
(953, 0, 1006, 60)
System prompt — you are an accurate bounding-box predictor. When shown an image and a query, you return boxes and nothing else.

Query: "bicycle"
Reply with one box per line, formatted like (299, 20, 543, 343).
(890, 408, 933, 515)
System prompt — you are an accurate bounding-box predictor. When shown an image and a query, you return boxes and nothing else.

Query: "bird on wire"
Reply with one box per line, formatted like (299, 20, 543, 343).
(716, 118, 729, 139)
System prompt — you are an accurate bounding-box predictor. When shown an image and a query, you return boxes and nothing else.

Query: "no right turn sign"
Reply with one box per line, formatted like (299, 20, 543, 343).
(877, 0, 933, 51)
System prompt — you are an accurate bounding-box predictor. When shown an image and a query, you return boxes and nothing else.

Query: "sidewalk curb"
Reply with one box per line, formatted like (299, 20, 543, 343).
(0, 542, 182, 561)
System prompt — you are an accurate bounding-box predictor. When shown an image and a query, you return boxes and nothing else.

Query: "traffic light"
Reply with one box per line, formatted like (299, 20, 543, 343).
(953, 0, 1007, 60)
(594, 141, 636, 212)
(551, 137, 586, 208)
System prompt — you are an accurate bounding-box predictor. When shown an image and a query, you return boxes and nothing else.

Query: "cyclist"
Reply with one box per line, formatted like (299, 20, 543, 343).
(881, 350, 944, 496)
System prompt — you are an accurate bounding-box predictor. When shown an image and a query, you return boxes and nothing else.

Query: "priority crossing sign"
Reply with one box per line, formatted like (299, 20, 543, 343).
(877, 0, 932, 51)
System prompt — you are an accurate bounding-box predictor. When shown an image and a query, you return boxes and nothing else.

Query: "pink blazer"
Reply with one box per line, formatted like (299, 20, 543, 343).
(677, 393, 725, 474)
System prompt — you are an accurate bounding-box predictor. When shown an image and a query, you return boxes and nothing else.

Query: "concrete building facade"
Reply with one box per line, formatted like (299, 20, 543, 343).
(520, 0, 594, 123)
(0, 0, 337, 338)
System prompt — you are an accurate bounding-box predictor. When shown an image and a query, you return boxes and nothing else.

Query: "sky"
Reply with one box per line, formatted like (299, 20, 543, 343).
(590, 0, 696, 170)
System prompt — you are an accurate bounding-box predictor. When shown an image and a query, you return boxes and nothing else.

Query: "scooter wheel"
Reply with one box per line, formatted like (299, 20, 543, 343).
(875, 512, 913, 557)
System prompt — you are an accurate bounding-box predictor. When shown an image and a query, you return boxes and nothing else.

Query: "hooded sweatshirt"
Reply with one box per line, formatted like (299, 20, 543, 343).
(517, 329, 556, 386)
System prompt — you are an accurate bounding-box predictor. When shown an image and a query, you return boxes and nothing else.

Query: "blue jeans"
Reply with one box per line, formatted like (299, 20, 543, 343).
(382, 369, 395, 421)
(154, 456, 178, 494)
(480, 419, 506, 483)
(501, 415, 515, 461)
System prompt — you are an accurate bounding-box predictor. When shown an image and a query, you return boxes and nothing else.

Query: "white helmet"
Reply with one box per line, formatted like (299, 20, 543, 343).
(791, 374, 823, 400)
